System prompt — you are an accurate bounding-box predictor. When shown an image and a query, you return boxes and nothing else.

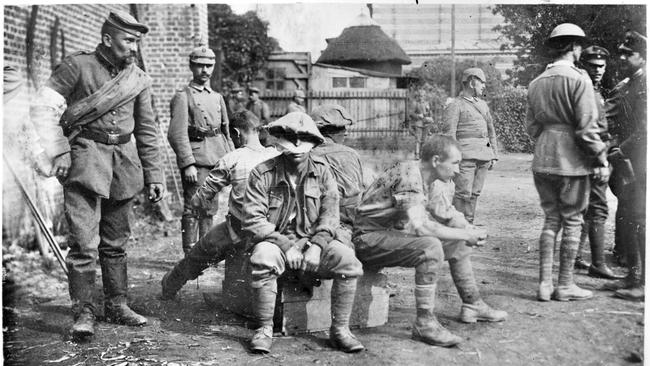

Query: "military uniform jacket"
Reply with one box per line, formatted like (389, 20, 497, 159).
(43, 44, 163, 200)
(242, 154, 340, 252)
(444, 92, 498, 161)
(168, 81, 232, 169)
(526, 60, 606, 176)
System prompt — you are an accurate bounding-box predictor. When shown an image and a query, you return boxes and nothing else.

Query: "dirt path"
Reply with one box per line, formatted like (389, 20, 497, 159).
(2, 152, 644, 365)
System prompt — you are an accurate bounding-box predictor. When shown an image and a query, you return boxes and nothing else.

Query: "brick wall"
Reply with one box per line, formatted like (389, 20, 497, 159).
(2, 4, 208, 240)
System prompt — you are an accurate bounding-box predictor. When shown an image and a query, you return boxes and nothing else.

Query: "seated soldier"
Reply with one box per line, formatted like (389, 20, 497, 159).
(160, 111, 279, 299)
(353, 134, 506, 348)
(243, 112, 365, 354)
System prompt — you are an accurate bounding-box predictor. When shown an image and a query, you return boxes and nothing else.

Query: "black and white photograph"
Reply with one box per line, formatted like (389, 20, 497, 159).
(2, 1, 646, 365)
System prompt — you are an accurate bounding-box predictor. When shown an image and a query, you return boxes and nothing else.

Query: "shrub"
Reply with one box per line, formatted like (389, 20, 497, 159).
(490, 86, 533, 153)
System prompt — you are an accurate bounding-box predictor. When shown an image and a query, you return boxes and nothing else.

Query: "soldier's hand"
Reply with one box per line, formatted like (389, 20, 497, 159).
(301, 244, 321, 273)
(147, 183, 165, 203)
(465, 227, 487, 247)
(50, 152, 71, 179)
(593, 166, 611, 184)
(488, 159, 496, 171)
(183, 165, 198, 183)
(33, 151, 54, 177)
(286, 246, 303, 270)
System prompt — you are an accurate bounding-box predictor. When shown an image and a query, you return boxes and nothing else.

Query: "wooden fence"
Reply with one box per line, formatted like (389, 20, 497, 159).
(262, 89, 410, 138)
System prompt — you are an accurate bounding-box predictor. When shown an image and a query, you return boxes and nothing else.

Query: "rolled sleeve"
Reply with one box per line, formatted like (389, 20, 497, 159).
(168, 91, 196, 169)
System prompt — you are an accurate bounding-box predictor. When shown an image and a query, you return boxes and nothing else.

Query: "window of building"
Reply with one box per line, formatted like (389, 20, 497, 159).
(332, 77, 348, 88)
(349, 77, 367, 88)
(265, 68, 286, 90)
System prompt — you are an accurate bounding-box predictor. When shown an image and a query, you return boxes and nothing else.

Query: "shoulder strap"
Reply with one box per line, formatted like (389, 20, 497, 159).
(459, 97, 490, 123)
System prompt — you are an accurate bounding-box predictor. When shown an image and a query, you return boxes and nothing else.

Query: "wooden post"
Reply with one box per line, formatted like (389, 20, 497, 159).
(450, 4, 456, 97)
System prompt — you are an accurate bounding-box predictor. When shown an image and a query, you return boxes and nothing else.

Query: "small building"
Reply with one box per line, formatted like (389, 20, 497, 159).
(250, 51, 311, 93)
(316, 13, 411, 76)
(311, 62, 408, 90)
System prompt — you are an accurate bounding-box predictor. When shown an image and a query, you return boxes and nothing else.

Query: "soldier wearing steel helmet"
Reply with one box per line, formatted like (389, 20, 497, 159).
(572, 45, 624, 280)
(526, 23, 610, 302)
(242, 112, 365, 354)
(602, 30, 647, 301)
(443, 67, 498, 224)
(168, 44, 235, 255)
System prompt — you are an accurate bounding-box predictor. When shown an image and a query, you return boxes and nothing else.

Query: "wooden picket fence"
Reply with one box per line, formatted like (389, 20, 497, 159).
(262, 89, 410, 138)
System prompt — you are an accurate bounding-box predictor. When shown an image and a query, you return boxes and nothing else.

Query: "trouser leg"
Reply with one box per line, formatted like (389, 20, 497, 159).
(468, 160, 490, 223)
(453, 160, 476, 223)
(448, 257, 481, 304)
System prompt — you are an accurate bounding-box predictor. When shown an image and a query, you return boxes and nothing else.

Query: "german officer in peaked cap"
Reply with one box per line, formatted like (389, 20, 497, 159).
(168, 43, 235, 255)
(572, 45, 624, 280)
(29, 10, 164, 339)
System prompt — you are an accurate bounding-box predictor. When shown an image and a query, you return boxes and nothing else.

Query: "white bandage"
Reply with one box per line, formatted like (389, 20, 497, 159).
(275, 137, 315, 154)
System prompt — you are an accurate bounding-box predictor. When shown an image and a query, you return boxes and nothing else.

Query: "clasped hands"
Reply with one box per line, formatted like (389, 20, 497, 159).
(285, 239, 322, 273)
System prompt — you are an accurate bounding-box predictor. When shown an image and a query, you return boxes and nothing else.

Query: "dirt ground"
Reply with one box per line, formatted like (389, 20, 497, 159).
(2, 152, 645, 365)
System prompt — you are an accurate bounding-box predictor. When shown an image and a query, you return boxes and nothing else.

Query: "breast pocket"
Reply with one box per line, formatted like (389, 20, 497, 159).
(266, 193, 283, 227)
(304, 186, 322, 225)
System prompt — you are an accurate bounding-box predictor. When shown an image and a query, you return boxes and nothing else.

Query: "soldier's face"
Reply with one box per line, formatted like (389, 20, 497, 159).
(276, 136, 315, 165)
(470, 78, 486, 97)
(430, 146, 462, 182)
(190, 62, 214, 83)
(105, 30, 139, 64)
(583, 60, 606, 84)
(250, 92, 260, 102)
(621, 52, 645, 72)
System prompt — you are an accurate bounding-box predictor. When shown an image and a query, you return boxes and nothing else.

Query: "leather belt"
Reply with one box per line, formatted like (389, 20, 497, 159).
(78, 129, 131, 145)
(188, 126, 221, 141)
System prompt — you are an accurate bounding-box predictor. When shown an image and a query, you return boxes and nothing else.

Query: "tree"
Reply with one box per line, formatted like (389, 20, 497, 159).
(492, 5, 646, 88)
(208, 4, 279, 86)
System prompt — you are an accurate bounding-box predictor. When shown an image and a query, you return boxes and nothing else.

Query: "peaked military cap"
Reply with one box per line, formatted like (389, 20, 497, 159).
(189, 45, 216, 65)
(619, 30, 647, 54)
(248, 86, 261, 94)
(104, 10, 149, 37)
(310, 104, 353, 129)
(461, 68, 486, 83)
(581, 46, 610, 63)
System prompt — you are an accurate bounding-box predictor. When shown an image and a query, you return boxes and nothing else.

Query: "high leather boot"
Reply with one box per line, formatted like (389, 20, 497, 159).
(181, 216, 199, 255)
(250, 281, 277, 354)
(68, 269, 96, 339)
(451, 258, 507, 323)
(198, 217, 213, 240)
(553, 236, 593, 301)
(615, 224, 645, 301)
(537, 229, 556, 301)
(100, 257, 147, 326)
(452, 196, 472, 224)
(588, 221, 624, 279)
(468, 195, 478, 224)
(412, 283, 462, 347)
(329, 277, 364, 352)
(160, 266, 188, 301)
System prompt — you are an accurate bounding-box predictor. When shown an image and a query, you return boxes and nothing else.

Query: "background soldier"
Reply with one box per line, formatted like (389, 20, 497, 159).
(409, 89, 434, 159)
(286, 89, 306, 114)
(246, 86, 272, 145)
(30, 11, 165, 338)
(573, 46, 623, 280)
(444, 68, 498, 224)
(168, 44, 234, 255)
(227, 85, 246, 117)
(526, 23, 609, 302)
(605, 31, 646, 301)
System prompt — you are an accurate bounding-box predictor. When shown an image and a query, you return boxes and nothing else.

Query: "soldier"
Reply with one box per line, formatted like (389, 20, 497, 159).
(227, 85, 246, 117)
(246, 86, 272, 145)
(168, 44, 235, 255)
(443, 68, 498, 224)
(286, 89, 306, 114)
(29, 11, 164, 338)
(526, 23, 609, 302)
(243, 112, 365, 354)
(310, 104, 365, 228)
(352, 135, 505, 348)
(573, 46, 624, 279)
(409, 89, 434, 159)
(605, 31, 647, 301)
(160, 111, 279, 299)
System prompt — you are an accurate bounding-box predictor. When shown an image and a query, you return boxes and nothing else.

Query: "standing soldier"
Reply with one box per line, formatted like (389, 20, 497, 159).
(168, 44, 235, 255)
(605, 31, 646, 301)
(29, 11, 164, 338)
(286, 89, 306, 114)
(227, 85, 246, 117)
(573, 46, 623, 279)
(410, 89, 434, 159)
(443, 68, 498, 224)
(526, 23, 609, 302)
(246, 86, 272, 145)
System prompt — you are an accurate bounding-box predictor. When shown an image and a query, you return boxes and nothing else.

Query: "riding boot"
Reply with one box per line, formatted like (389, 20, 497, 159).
(100, 256, 147, 326)
(198, 217, 213, 240)
(452, 196, 472, 224)
(468, 195, 478, 224)
(68, 269, 96, 339)
(615, 224, 646, 301)
(330, 277, 364, 352)
(181, 216, 199, 255)
(250, 281, 277, 353)
(588, 221, 624, 279)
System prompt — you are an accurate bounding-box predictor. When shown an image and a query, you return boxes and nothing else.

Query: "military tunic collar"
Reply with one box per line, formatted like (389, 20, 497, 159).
(189, 80, 213, 93)
(95, 43, 125, 74)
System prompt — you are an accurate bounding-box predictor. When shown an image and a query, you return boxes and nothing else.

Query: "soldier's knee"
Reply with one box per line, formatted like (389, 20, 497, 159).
(418, 236, 444, 262)
(323, 240, 363, 278)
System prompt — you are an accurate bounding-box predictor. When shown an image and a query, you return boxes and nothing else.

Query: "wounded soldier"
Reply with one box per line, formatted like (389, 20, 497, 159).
(352, 134, 506, 347)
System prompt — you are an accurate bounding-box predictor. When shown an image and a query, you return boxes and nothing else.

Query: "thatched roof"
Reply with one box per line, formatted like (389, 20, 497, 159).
(317, 15, 411, 65)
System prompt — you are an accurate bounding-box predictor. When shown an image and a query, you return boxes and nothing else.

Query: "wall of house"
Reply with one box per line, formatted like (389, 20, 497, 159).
(311, 65, 394, 90)
(3, 4, 208, 241)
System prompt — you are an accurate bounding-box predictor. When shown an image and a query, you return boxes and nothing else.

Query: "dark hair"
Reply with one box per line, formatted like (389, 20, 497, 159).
(229, 110, 260, 132)
(420, 134, 460, 162)
(546, 36, 584, 58)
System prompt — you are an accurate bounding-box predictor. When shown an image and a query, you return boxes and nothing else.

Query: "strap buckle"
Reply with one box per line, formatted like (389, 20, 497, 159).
(106, 132, 120, 145)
